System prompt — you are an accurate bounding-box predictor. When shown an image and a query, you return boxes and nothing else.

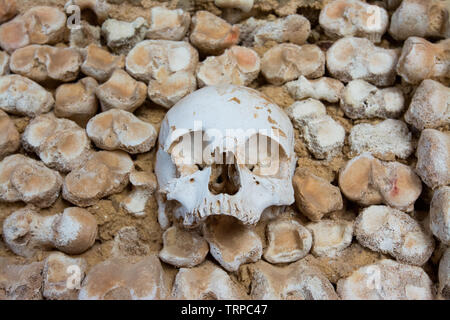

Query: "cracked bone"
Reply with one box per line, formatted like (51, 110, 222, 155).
(389, 0, 450, 41)
(285, 76, 344, 103)
(190, 11, 240, 55)
(340, 80, 405, 119)
(326, 37, 399, 86)
(355, 205, 434, 266)
(264, 218, 312, 264)
(81, 44, 125, 82)
(261, 43, 325, 85)
(0, 6, 66, 53)
(120, 170, 157, 217)
(396, 37, 450, 85)
(197, 45, 260, 87)
(55, 77, 99, 127)
(155, 85, 296, 227)
(3, 207, 97, 258)
(146, 6, 190, 41)
(95, 69, 147, 112)
(430, 186, 450, 245)
(22, 113, 92, 173)
(293, 168, 343, 221)
(172, 261, 248, 300)
(10, 45, 82, 83)
(203, 216, 262, 272)
(102, 17, 148, 55)
(337, 259, 434, 300)
(0, 109, 19, 159)
(126, 40, 198, 108)
(244, 259, 338, 300)
(87, 109, 157, 154)
(0, 74, 54, 117)
(319, 0, 389, 42)
(415, 129, 450, 189)
(159, 225, 209, 267)
(307, 219, 354, 257)
(0, 257, 44, 300)
(404, 79, 450, 130)
(43, 252, 87, 300)
(302, 115, 346, 160)
(0, 154, 62, 208)
(338, 153, 422, 212)
(349, 119, 413, 159)
(79, 255, 167, 300)
(62, 151, 133, 207)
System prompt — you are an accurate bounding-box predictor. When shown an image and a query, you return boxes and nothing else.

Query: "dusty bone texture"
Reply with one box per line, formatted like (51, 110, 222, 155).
(215, 0, 254, 13)
(340, 79, 405, 119)
(261, 43, 325, 85)
(172, 261, 248, 300)
(0, 0, 17, 23)
(0, 50, 9, 75)
(69, 21, 101, 48)
(243, 259, 339, 300)
(293, 168, 343, 222)
(81, 44, 125, 82)
(102, 17, 148, 55)
(146, 6, 190, 41)
(339, 153, 422, 212)
(0, 6, 66, 53)
(55, 77, 99, 128)
(430, 186, 450, 245)
(404, 79, 450, 130)
(10, 45, 82, 83)
(0, 74, 54, 117)
(22, 113, 92, 173)
(73, 0, 110, 24)
(285, 98, 326, 129)
(86, 109, 157, 154)
(3, 207, 97, 257)
(159, 225, 209, 267)
(355, 205, 434, 266)
(326, 37, 399, 86)
(264, 218, 312, 264)
(79, 255, 167, 300)
(319, 0, 389, 42)
(337, 259, 434, 300)
(0, 257, 44, 300)
(126, 40, 198, 108)
(396, 37, 450, 85)
(389, 0, 450, 40)
(203, 216, 262, 272)
(62, 150, 133, 207)
(415, 129, 450, 189)
(121, 170, 157, 217)
(349, 119, 413, 159)
(0, 154, 62, 208)
(307, 219, 354, 257)
(95, 69, 147, 112)
(0, 109, 19, 159)
(302, 115, 346, 160)
(197, 45, 260, 87)
(189, 10, 240, 55)
(285, 76, 344, 103)
(439, 248, 450, 299)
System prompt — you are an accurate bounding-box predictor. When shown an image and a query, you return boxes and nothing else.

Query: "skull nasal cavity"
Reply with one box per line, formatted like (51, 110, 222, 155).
(208, 153, 240, 195)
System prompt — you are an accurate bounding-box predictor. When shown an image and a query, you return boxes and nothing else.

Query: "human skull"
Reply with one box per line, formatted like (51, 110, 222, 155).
(155, 85, 296, 228)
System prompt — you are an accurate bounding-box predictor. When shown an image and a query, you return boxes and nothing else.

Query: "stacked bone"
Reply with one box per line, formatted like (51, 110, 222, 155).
(0, 0, 448, 301)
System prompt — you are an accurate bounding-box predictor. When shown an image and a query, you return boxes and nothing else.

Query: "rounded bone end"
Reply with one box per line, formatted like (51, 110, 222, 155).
(0, 109, 20, 159)
(53, 207, 98, 255)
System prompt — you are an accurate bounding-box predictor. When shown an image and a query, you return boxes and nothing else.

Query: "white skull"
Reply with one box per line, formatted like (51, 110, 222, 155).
(155, 85, 296, 228)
